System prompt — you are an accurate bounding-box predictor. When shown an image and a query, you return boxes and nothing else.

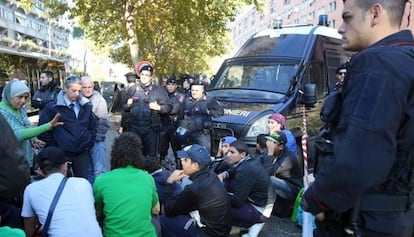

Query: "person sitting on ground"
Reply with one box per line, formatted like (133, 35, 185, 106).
(218, 140, 275, 237)
(268, 113, 297, 155)
(161, 144, 231, 237)
(264, 132, 303, 199)
(21, 146, 102, 237)
(143, 157, 181, 213)
(254, 134, 268, 160)
(94, 132, 160, 237)
(210, 136, 236, 174)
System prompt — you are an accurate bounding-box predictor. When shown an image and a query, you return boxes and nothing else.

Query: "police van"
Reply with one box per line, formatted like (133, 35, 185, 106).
(207, 16, 350, 158)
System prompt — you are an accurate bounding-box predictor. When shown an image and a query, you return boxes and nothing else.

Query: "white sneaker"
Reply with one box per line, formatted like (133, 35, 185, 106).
(241, 223, 265, 237)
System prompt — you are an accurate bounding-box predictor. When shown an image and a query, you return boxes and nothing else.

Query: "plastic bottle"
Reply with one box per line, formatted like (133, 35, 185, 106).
(291, 188, 304, 222)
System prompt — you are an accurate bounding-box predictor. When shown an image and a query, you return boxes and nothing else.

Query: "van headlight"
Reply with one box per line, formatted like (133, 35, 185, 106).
(246, 115, 269, 137)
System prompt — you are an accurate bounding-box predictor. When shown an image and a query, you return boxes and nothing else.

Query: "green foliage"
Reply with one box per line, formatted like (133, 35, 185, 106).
(70, 0, 264, 78)
(18, 0, 68, 19)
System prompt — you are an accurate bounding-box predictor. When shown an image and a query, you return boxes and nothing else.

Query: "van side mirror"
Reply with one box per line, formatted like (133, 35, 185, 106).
(301, 83, 317, 107)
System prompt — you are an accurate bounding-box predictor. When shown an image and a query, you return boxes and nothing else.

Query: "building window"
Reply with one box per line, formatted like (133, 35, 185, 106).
(329, 1, 337, 12)
(308, 11, 315, 20)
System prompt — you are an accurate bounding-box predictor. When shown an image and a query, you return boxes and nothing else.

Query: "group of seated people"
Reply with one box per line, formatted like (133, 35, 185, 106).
(5, 113, 302, 237)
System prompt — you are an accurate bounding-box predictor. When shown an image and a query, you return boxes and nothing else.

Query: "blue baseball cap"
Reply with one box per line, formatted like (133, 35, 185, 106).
(177, 144, 211, 167)
(221, 136, 236, 145)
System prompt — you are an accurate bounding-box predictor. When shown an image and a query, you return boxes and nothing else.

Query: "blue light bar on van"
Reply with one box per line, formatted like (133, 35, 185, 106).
(318, 14, 329, 26)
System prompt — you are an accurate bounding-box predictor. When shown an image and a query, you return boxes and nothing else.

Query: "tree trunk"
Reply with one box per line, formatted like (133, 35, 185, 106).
(125, 0, 139, 71)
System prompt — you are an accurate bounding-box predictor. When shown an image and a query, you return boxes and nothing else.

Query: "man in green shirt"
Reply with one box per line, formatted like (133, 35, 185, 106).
(94, 132, 160, 237)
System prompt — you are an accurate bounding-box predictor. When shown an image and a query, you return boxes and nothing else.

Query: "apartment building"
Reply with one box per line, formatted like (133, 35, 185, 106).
(0, 0, 70, 66)
(230, 0, 414, 49)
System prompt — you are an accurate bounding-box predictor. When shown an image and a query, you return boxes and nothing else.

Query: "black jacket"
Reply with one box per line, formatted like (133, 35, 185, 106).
(164, 169, 231, 237)
(123, 84, 172, 128)
(228, 156, 274, 208)
(261, 149, 303, 195)
(179, 94, 224, 132)
(31, 80, 61, 110)
(160, 88, 184, 129)
(303, 30, 414, 234)
(0, 113, 29, 201)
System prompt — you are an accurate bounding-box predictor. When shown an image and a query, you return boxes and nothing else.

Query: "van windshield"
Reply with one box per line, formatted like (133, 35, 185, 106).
(211, 63, 298, 94)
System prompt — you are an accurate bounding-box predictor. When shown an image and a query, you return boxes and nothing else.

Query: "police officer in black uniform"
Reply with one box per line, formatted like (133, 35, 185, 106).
(123, 63, 172, 157)
(302, 1, 414, 236)
(118, 72, 138, 133)
(178, 80, 223, 152)
(159, 76, 184, 168)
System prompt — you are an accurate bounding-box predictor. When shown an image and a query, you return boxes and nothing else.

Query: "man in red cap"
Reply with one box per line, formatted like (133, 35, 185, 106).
(123, 61, 172, 157)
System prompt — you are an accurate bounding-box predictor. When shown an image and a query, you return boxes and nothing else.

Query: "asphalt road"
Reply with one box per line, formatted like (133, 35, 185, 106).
(106, 114, 303, 237)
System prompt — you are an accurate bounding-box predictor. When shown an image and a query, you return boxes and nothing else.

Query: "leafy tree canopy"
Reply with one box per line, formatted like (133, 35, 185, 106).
(21, 0, 264, 80)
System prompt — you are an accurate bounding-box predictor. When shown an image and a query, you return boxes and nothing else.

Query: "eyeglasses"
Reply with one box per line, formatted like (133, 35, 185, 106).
(336, 72, 346, 75)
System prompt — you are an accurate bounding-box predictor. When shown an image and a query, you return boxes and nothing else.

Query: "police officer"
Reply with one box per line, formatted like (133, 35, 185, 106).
(118, 72, 139, 133)
(123, 62, 172, 157)
(178, 80, 223, 152)
(31, 70, 61, 116)
(302, 1, 414, 236)
(159, 76, 184, 168)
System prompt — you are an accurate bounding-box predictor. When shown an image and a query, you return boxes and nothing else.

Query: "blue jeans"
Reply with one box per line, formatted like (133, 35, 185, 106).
(160, 214, 197, 237)
(88, 141, 107, 184)
(271, 176, 294, 199)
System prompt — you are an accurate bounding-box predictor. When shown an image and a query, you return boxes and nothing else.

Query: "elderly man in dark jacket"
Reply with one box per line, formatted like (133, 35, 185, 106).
(39, 76, 97, 179)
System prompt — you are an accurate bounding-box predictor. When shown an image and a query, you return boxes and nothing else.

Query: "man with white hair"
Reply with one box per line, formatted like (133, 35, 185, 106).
(81, 76, 110, 183)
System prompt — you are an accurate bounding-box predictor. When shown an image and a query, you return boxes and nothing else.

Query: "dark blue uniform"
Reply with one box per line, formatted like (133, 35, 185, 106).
(123, 84, 172, 157)
(159, 88, 184, 164)
(303, 30, 414, 236)
(179, 94, 224, 151)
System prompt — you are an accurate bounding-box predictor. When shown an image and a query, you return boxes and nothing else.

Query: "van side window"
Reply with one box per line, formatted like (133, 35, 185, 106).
(304, 62, 325, 99)
(325, 49, 347, 91)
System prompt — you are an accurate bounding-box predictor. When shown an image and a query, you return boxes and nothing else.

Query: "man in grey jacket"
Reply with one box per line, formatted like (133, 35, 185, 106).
(81, 76, 110, 184)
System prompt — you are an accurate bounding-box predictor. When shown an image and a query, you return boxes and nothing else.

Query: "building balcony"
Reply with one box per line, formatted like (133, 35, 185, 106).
(0, 36, 70, 61)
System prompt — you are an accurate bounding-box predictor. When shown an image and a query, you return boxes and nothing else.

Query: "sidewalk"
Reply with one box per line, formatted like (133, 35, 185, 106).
(106, 113, 303, 237)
